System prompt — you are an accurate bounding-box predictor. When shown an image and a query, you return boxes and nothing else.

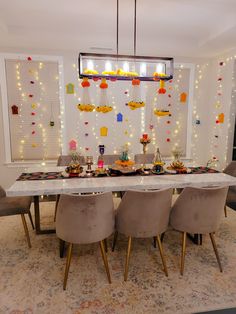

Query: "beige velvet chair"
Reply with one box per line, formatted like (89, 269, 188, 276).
(102, 154, 120, 166)
(0, 186, 33, 248)
(54, 155, 86, 221)
(57, 155, 86, 166)
(56, 192, 114, 290)
(115, 188, 173, 281)
(223, 161, 236, 216)
(134, 153, 155, 164)
(170, 186, 228, 275)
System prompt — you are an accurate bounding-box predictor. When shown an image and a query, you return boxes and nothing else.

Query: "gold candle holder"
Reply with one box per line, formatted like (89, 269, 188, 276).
(140, 137, 151, 169)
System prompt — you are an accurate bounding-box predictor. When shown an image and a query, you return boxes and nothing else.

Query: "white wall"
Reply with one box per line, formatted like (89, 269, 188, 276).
(1, 47, 235, 189)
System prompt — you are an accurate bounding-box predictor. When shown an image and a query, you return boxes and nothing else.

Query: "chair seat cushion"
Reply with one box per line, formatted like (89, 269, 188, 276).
(0, 196, 32, 217)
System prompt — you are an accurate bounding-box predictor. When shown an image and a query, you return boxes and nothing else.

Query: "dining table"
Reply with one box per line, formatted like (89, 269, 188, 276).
(6, 166, 236, 235)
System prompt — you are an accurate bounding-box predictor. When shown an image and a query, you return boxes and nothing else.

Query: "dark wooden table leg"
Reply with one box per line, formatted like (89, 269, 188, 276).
(187, 233, 203, 245)
(60, 239, 66, 258)
(33, 195, 55, 234)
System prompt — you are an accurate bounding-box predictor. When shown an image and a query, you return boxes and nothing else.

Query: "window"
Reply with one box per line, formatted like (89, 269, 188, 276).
(0, 54, 66, 163)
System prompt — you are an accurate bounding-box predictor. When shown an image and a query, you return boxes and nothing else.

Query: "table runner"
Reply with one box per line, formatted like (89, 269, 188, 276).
(17, 166, 218, 181)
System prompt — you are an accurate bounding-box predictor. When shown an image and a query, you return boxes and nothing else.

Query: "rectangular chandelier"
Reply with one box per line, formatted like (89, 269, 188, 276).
(78, 53, 174, 81)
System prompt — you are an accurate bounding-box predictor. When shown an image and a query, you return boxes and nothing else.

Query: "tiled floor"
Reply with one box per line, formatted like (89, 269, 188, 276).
(0, 201, 236, 314)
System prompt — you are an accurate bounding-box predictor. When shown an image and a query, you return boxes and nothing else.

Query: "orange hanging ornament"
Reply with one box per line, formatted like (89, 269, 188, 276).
(100, 78, 108, 89)
(81, 78, 90, 88)
(158, 80, 166, 94)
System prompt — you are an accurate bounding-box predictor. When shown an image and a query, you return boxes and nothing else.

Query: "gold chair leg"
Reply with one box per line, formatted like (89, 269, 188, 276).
(209, 233, 223, 272)
(124, 236, 132, 282)
(181, 232, 187, 275)
(21, 214, 31, 248)
(156, 235, 168, 276)
(63, 243, 73, 290)
(99, 240, 111, 284)
(224, 205, 227, 218)
(54, 194, 60, 222)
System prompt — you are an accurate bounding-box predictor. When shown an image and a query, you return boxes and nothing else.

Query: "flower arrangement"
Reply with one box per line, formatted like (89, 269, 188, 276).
(96, 106, 113, 113)
(83, 69, 98, 75)
(154, 109, 171, 116)
(77, 104, 95, 112)
(128, 101, 145, 110)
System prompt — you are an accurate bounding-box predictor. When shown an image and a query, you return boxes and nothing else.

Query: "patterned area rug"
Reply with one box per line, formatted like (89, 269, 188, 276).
(0, 200, 236, 314)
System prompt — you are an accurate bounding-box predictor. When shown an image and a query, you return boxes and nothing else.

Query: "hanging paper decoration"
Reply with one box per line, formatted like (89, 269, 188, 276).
(96, 79, 113, 113)
(195, 119, 201, 125)
(149, 124, 154, 130)
(66, 83, 75, 94)
(180, 92, 187, 103)
(100, 126, 108, 137)
(127, 79, 145, 110)
(31, 122, 35, 125)
(11, 105, 19, 115)
(84, 121, 89, 125)
(117, 113, 123, 122)
(31, 103, 37, 109)
(29, 94, 33, 98)
(216, 113, 224, 124)
(69, 139, 77, 151)
(27, 57, 32, 61)
(166, 138, 170, 142)
(31, 143, 37, 148)
(154, 109, 171, 117)
(30, 80, 34, 84)
(77, 78, 95, 112)
(158, 80, 166, 94)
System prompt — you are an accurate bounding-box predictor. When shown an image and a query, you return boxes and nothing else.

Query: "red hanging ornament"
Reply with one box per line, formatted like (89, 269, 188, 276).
(32, 131, 35, 135)
(31, 122, 35, 125)
(166, 138, 171, 142)
(30, 81, 35, 84)
(31, 112, 35, 116)
(29, 94, 33, 98)
(27, 56, 32, 61)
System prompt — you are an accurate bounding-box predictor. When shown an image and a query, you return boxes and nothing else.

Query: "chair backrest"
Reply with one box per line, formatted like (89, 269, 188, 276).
(0, 186, 6, 198)
(134, 153, 155, 164)
(223, 161, 236, 193)
(116, 188, 173, 238)
(56, 192, 114, 244)
(102, 155, 120, 165)
(223, 161, 236, 176)
(170, 186, 229, 234)
(57, 155, 86, 166)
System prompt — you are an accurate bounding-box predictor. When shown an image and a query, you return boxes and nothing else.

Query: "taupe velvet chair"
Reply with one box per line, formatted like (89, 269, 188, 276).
(102, 154, 120, 165)
(170, 186, 228, 275)
(56, 192, 114, 290)
(0, 185, 33, 248)
(114, 188, 173, 281)
(223, 161, 236, 216)
(57, 155, 86, 166)
(54, 155, 86, 221)
(134, 153, 155, 164)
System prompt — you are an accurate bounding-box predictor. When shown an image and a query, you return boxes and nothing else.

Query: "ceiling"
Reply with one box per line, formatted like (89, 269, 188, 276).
(0, 0, 236, 58)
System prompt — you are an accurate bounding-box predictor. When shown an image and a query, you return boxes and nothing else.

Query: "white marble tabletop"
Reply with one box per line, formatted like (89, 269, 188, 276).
(6, 166, 236, 197)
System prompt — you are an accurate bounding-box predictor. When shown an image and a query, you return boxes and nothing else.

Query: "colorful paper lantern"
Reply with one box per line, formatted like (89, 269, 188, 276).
(100, 127, 108, 137)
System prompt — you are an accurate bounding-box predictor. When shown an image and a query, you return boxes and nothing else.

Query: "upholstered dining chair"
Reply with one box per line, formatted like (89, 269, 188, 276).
(57, 155, 86, 166)
(114, 188, 173, 281)
(0, 185, 33, 248)
(102, 154, 120, 166)
(170, 186, 228, 275)
(223, 161, 236, 216)
(56, 192, 114, 290)
(54, 155, 86, 221)
(134, 153, 155, 164)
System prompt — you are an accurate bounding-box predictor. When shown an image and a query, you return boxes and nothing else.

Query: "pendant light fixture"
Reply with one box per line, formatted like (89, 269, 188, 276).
(78, 0, 174, 82)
